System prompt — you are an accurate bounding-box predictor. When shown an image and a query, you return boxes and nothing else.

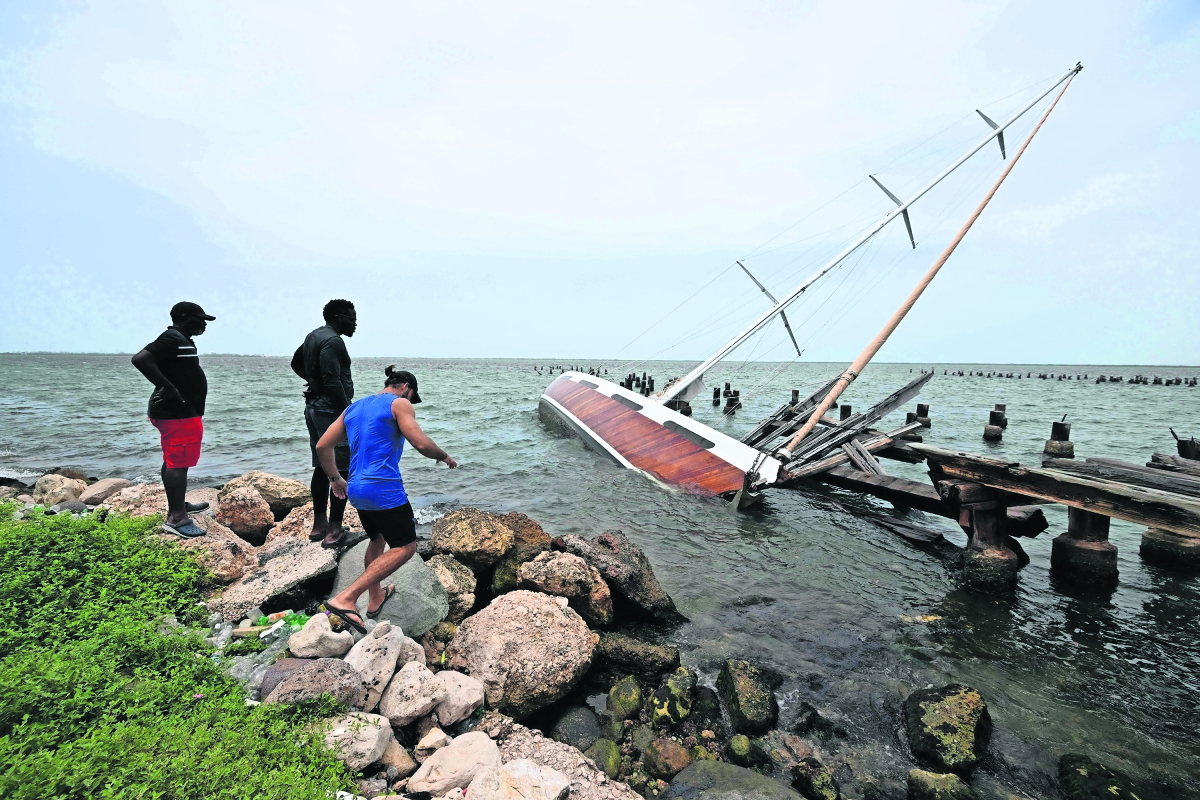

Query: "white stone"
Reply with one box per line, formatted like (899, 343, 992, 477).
(434, 671, 485, 726)
(468, 759, 571, 800)
(415, 727, 452, 762)
(289, 614, 354, 658)
(378, 661, 448, 727)
(407, 731, 501, 795)
(324, 712, 394, 772)
(344, 621, 405, 711)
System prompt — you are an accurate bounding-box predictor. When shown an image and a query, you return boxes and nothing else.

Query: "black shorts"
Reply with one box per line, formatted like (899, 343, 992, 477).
(306, 406, 350, 471)
(357, 502, 417, 548)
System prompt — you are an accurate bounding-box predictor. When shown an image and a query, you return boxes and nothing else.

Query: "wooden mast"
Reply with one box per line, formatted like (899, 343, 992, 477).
(778, 73, 1079, 460)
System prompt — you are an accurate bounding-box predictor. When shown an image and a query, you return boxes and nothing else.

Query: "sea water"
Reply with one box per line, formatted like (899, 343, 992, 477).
(1, 353, 1197, 795)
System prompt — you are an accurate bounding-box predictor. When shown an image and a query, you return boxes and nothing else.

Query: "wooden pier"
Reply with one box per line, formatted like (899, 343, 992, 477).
(775, 400, 1200, 591)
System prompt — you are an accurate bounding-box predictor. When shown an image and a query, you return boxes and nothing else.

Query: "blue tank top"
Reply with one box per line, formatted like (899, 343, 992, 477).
(343, 393, 407, 511)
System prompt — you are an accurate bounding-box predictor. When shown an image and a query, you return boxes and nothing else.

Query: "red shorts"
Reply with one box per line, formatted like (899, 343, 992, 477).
(149, 417, 204, 469)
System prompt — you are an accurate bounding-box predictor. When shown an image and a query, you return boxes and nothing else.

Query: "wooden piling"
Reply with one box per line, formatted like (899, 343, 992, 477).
(993, 404, 1008, 429)
(1051, 507, 1118, 584)
(840, 404, 852, 421)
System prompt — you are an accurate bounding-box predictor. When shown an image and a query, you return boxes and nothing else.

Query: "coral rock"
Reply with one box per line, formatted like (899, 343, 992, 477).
(263, 658, 362, 706)
(444, 590, 597, 719)
(324, 712, 394, 772)
(215, 484, 275, 542)
(428, 554, 477, 622)
(431, 507, 516, 570)
(903, 684, 991, 775)
(408, 731, 501, 795)
(379, 661, 448, 727)
(222, 471, 311, 518)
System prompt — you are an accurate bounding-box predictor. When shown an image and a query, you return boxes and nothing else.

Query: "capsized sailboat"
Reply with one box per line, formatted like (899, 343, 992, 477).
(539, 64, 1082, 503)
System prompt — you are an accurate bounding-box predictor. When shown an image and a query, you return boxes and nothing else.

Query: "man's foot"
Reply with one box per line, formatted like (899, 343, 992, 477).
(308, 527, 327, 542)
(366, 585, 396, 618)
(162, 519, 206, 538)
(321, 601, 367, 634)
(185, 501, 210, 513)
(320, 526, 348, 549)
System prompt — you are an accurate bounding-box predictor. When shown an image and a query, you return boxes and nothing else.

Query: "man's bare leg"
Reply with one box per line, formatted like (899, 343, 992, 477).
(162, 463, 189, 525)
(309, 467, 331, 539)
(329, 542, 415, 623)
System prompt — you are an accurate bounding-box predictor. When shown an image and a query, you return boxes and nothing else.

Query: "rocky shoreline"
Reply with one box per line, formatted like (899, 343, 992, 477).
(1, 470, 1155, 800)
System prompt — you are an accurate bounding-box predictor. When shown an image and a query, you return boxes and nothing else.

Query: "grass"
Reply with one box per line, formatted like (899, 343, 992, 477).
(0, 503, 356, 799)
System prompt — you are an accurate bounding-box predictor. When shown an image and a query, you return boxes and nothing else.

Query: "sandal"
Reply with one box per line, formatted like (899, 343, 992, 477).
(162, 519, 207, 538)
(320, 526, 350, 549)
(366, 585, 396, 619)
(321, 601, 367, 634)
(185, 501, 210, 513)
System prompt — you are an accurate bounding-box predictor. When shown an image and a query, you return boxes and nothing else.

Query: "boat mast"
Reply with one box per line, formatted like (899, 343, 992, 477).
(659, 63, 1083, 404)
(779, 71, 1079, 458)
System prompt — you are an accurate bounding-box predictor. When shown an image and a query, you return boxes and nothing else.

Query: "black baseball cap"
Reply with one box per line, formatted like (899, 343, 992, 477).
(391, 369, 422, 404)
(171, 301, 216, 320)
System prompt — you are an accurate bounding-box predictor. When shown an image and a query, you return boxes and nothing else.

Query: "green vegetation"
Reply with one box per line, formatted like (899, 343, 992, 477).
(0, 503, 355, 799)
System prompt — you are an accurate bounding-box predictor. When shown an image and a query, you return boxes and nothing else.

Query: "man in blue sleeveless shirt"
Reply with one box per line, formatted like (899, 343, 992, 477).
(315, 366, 457, 631)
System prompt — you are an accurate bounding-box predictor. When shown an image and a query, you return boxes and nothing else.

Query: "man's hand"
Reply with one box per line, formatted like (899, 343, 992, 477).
(440, 456, 458, 469)
(330, 476, 348, 499)
(158, 383, 184, 403)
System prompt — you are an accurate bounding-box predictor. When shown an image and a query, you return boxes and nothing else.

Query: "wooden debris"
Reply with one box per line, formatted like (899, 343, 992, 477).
(1044, 456, 1200, 500)
(1147, 453, 1200, 478)
(909, 443, 1200, 538)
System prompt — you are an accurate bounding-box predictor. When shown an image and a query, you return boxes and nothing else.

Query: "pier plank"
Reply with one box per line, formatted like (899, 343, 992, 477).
(1147, 453, 1200, 478)
(1043, 457, 1200, 499)
(910, 443, 1200, 537)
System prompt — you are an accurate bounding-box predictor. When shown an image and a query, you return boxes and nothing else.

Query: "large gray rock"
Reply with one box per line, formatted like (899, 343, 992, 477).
(334, 542, 449, 638)
(262, 658, 363, 706)
(259, 658, 312, 699)
(379, 661, 448, 727)
(445, 591, 598, 720)
(717, 660, 778, 735)
(324, 712, 394, 772)
(79, 477, 132, 505)
(468, 759, 571, 800)
(558, 531, 682, 622)
(344, 621, 407, 711)
(408, 731, 501, 794)
(208, 537, 337, 622)
(662, 761, 804, 800)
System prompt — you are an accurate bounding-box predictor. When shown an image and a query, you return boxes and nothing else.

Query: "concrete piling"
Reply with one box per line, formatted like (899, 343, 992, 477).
(992, 404, 1008, 429)
(1044, 420, 1074, 458)
(1140, 528, 1200, 570)
(983, 410, 1004, 442)
(1051, 508, 1118, 584)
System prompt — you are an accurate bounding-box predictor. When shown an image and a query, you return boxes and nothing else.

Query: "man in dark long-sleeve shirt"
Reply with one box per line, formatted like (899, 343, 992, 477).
(292, 298, 356, 546)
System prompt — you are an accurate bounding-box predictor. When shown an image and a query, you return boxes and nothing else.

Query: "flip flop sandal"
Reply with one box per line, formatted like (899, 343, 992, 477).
(162, 519, 207, 538)
(366, 585, 396, 619)
(320, 526, 351, 549)
(321, 602, 367, 634)
(185, 501, 211, 513)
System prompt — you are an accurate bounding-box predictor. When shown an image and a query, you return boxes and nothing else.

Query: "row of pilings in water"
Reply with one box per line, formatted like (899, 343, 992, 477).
(913, 367, 1198, 385)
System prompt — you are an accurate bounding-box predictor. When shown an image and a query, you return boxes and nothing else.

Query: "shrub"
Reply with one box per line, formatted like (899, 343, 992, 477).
(0, 504, 356, 799)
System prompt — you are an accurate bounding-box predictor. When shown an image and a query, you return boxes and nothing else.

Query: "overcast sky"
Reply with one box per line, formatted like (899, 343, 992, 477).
(1, 1, 1197, 365)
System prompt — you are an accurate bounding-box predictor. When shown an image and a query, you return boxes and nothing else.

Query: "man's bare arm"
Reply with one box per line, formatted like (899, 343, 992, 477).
(315, 413, 350, 497)
(131, 349, 183, 402)
(392, 399, 457, 468)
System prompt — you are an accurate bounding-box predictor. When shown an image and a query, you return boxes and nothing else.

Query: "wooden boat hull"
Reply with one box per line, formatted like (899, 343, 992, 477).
(539, 372, 781, 497)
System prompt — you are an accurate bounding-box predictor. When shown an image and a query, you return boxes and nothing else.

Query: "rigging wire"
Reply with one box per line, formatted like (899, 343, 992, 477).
(607, 76, 1061, 375)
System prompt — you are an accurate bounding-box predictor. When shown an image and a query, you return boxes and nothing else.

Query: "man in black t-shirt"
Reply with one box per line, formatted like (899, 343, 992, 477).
(132, 301, 215, 538)
(291, 298, 356, 547)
